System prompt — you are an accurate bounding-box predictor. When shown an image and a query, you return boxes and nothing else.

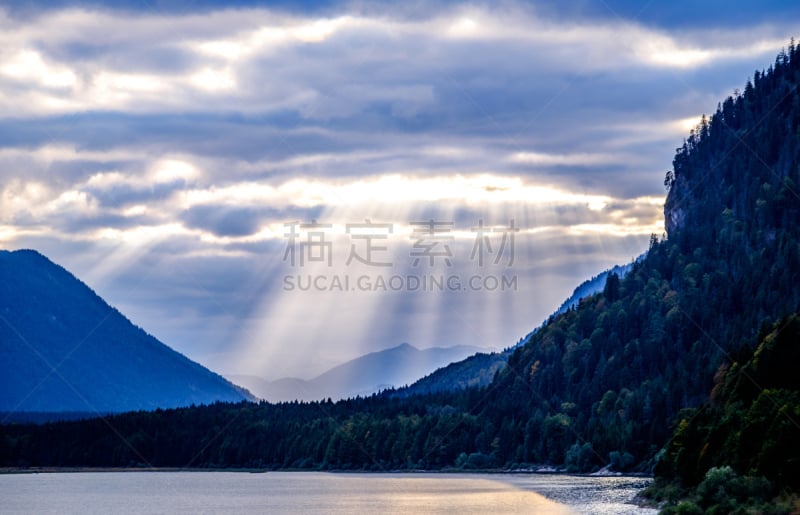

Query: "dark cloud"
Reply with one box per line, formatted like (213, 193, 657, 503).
(84, 179, 187, 208)
(180, 204, 323, 237)
(181, 205, 263, 237)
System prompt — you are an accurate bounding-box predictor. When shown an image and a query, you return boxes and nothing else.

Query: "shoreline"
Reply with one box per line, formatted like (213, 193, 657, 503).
(0, 466, 653, 477)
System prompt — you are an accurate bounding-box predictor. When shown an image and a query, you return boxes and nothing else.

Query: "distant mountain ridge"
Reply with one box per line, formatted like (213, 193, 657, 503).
(392, 351, 509, 397)
(552, 259, 639, 316)
(394, 259, 639, 397)
(0, 249, 252, 413)
(229, 342, 488, 402)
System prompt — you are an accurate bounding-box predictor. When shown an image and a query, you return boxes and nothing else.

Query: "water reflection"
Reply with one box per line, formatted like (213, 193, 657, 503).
(0, 471, 656, 514)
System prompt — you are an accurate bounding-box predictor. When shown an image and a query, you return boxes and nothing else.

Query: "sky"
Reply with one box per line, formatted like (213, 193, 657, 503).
(0, 0, 796, 380)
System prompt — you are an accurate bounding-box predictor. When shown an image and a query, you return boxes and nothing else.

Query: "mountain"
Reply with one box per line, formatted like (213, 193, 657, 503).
(392, 259, 639, 398)
(0, 249, 252, 413)
(392, 350, 509, 397)
(229, 343, 489, 402)
(477, 44, 800, 471)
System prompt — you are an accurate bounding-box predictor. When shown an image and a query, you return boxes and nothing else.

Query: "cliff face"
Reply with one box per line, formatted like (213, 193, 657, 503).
(663, 174, 687, 237)
(664, 47, 800, 245)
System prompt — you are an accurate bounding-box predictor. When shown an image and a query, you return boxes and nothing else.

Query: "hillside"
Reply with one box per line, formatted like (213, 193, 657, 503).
(646, 315, 800, 512)
(0, 249, 252, 413)
(476, 43, 800, 469)
(392, 351, 510, 397)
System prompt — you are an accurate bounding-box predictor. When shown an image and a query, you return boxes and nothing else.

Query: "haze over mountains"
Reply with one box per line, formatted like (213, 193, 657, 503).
(0, 249, 252, 413)
(392, 260, 638, 398)
(250, 258, 641, 403)
(0, 244, 633, 413)
(229, 342, 489, 402)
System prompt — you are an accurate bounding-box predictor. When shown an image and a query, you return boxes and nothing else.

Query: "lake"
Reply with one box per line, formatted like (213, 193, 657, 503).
(0, 471, 657, 514)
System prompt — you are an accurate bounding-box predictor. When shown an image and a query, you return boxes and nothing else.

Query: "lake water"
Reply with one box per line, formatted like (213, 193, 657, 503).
(0, 471, 657, 514)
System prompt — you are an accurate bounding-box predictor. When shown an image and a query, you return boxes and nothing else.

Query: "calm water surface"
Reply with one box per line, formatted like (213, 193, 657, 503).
(0, 471, 657, 514)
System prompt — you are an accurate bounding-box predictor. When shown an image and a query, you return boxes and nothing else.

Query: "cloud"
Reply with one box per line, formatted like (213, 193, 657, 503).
(0, 4, 788, 118)
(0, 49, 77, 88)
(0, 1, 793, 377)
(181, 204, 323, 238)
(508, 151, 634, 167)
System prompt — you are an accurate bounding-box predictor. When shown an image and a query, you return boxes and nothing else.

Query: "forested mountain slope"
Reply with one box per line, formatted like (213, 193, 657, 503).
(473, 43, 800, 469)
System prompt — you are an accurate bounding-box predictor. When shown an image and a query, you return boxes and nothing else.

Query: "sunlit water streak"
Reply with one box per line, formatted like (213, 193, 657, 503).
(0, 471, 657, 514)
